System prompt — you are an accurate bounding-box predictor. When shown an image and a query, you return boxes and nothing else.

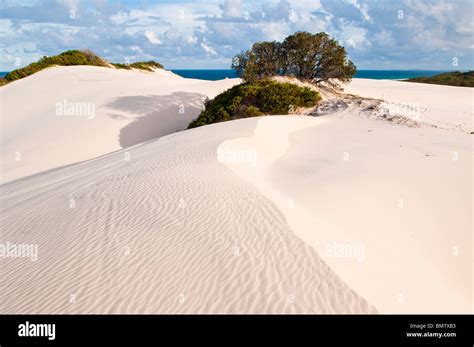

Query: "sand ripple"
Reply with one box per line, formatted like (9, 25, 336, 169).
(0, 120, 376, 313)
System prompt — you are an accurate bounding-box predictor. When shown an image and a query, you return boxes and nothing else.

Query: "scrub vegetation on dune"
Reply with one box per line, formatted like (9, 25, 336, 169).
(189, 31, 354, 128)
(405, 71, 474, 87)
(0, 49, 164, 86)
(110, 61, 164, 71)
(1, 50, 107, 85)
(187, 79, 321, 128)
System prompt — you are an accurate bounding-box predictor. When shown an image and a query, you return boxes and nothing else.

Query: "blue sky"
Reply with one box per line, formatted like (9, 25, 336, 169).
(1, 0, 473, 70)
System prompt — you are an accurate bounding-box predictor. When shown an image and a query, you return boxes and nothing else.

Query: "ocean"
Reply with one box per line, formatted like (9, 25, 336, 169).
(170, 69, 448, 81)
(0, 69, 449, 81)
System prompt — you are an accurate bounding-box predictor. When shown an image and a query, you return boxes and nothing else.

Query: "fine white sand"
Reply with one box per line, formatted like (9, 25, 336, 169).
(218, 79, 472, 313)
(0, 69, 472, 314)
(345, 78, 472, 133)
(219, 116, 471, 313)
(0, 118, 376, 314)
(0, 66, 240, 183)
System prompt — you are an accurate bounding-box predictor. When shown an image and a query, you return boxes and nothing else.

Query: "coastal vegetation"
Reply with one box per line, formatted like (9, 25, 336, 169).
(189, 31, 354, 128)
(111, 61, 163, 71)
(405, 71, 474, 87)
(0, 50, 163, 86)
(188, 79, 320, 128)
(231, 31, 356, 85)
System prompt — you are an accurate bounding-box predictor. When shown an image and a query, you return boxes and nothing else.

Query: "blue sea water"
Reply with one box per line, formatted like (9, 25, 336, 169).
(171, 69, 239, 80)
(171, 69, 449, 81)
(354, 70, 449, 80)
(0, 69, 449, 80)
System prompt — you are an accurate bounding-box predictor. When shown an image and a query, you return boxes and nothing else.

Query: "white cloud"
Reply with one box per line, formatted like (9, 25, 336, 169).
(144, 30, 161, 44)
(260, 21, 291, 41)
(184, 34, 197, 44)
(338, 21, 370, 49)
(0, 19, 14, 35)
(220, 0, 243, 18)
(0, 0, 472, 70)
(110, 12, 129, 25)
(201, 41, 218, 56)
(345, 0, 371, 21)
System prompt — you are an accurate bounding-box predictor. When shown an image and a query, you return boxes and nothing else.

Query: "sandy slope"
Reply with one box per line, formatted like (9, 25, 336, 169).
(0, 119, 376, 314)
(0, 66, 240, 183)
(0, 72, 472, 314)
(220, 115, 472, 313)
(218, 79, 473, 313)
(345, 78, 473, 133)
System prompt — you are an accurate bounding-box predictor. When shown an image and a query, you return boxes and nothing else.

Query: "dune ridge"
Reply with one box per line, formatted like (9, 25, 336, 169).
(219, 112, 471, 313)
(1, 67, 471, 314)
(0, 119, 376, 314)
(0, 65, 241, 183)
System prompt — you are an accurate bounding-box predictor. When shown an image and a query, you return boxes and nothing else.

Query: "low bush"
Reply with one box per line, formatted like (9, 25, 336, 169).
(4, 50, 108, 82)
(111, 61, 163, 71)
(1, 50, 164, 86)
(188, 79, 321, 128)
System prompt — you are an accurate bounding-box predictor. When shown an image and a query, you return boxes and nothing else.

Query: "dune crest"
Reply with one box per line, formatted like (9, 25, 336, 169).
(1, 67, 471, 314)
(0, 119, 376, 314)
(219, 107, 471, 313)
(0, 65, 240, 183)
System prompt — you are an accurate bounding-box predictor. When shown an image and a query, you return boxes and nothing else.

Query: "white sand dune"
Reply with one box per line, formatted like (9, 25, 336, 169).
(0, 70, 472, 314)
(217, 80, 472, 313)
(345, 78, 473, 133)
(0, 119, 376, 314)
(219, 115, 472, 313)
(0, 66, 240, 183)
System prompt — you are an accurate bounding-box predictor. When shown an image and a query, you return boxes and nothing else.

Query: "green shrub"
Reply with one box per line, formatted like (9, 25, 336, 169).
(405, 71, 474, 87)
(188, 79, 321, 128)
(4, 50, 108, 83)
(1, 50, 164, 86)
(111, 61, 164, 71)
(110, 63, 129, 69)
(245, 105, 263, 117)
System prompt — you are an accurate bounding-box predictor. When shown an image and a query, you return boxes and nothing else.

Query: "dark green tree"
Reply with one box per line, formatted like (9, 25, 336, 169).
(232, 31, 356, 85)
(232, 41, 282, 82)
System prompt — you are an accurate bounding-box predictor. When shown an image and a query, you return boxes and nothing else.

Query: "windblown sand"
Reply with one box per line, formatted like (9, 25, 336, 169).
(0, 67, 472, 313)
(0, 66, 240, 183)
(0, 118, 376, 314)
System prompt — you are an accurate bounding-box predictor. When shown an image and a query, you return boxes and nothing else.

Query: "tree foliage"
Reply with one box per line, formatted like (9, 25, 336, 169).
(232, 41, 283, 82)
(232, 31, 356, 85)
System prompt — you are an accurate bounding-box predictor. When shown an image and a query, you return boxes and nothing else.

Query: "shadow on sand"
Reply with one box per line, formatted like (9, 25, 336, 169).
(106, 92, 205, 148)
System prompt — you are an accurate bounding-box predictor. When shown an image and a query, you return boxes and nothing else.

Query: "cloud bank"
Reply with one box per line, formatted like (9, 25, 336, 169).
(0, 0, 472, 70)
